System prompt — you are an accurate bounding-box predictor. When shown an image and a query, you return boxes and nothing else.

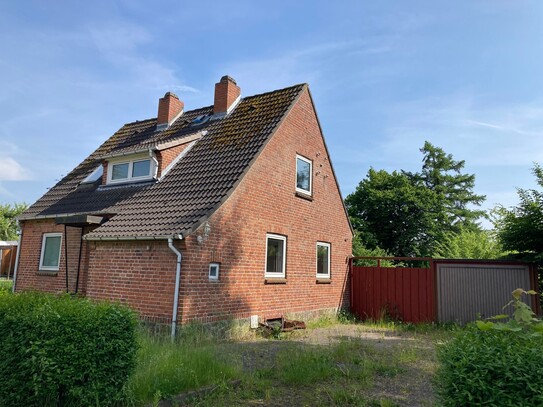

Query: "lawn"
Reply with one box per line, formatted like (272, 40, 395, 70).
(127, 318, 450, 406)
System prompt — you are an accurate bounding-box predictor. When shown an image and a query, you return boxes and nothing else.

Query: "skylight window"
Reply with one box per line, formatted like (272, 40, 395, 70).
(191, 114, 211, 126)
(81, 165, 104, 184)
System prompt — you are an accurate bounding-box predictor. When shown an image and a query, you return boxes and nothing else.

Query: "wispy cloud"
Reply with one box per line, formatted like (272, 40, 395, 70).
(0, 157, 31, 181)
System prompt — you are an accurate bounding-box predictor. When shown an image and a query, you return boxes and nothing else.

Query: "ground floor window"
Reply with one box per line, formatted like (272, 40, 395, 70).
(265, 234, 286, 278)
(39, 233, 62, 271)
(316, 242, 330, 278)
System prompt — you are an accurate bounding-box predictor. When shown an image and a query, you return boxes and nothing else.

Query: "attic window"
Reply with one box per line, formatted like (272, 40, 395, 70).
(81, 165, 103, 184)
(106, 153, 156, 184)
(296, 155, 312, 195)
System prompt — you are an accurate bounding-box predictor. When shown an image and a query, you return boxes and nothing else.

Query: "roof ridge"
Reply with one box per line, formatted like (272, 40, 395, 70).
(242, 83, 307, 101)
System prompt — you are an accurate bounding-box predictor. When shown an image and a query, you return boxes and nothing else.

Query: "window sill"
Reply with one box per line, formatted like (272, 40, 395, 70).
(265, 278, 287, 285)
(295, 191, 313, 201)
(316, 278, 331, 284)
(37, 270, 59, 276)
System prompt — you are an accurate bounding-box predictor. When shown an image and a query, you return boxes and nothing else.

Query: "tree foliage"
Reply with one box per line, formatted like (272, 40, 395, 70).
(434, 227, 505, 259)
(0, 203, 27, 241)
(345, 168, 440, 257)
(494, 164, 543, 262)
(347, 142, 486, 257)
(404, 141, 485, 233)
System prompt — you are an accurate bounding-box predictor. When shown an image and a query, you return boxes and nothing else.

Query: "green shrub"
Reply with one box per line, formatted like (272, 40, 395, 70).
(0, 292, 138, 406)
(435, 327, 543, 406)
(435, 290, 543, 406)
(0, 279, 12, 295)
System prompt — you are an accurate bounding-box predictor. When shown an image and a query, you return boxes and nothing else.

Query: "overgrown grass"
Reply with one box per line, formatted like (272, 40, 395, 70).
(124, 316, 445, 405)
(124, 330, 240, 405)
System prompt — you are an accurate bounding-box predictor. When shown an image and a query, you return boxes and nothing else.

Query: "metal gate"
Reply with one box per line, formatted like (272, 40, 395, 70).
(350, 258, 436, 323)
(349, 257, 539, 324)
(435, 261, 537, 324)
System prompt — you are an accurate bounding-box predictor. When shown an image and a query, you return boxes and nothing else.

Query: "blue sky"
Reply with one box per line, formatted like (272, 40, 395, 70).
(1, 1, 542, 228)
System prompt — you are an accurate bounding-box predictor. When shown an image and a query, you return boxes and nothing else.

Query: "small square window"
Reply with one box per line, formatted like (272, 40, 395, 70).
(111, 162, 129, 180)
(209, 262, 220, 280)
(132, 159, 151, 178)
(316, 242, 330, 279)
(296, 155, 312, 195)
(39, 233, 62, 271)
(265, 234, 286, 278)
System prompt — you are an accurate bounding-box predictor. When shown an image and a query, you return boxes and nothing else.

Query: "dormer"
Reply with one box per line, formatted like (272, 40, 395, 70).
(93, 132, 204, 187)
(105, 152, 157, 184)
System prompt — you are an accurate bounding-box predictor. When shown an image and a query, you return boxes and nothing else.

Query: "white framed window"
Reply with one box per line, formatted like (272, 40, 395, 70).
(296, 154, 312, 195)
(265, 233, 286, 278)
(39, 233, 62, 271)
(209, 262, 220, 281)
(316, 242, 331, 279)
(106, 154, 156, 184)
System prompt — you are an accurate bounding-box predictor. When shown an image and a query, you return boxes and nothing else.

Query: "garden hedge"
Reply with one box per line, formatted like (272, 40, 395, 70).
(0, 292, 138, 406)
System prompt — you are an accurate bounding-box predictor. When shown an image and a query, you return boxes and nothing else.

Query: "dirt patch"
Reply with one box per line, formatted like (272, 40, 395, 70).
(203, 324, 440, 407)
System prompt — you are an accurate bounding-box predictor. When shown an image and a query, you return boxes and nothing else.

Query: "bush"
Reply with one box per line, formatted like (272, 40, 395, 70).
(0, 292, 138, 406)
(0, 279, 12, 295)
(435, 290, 543, 406)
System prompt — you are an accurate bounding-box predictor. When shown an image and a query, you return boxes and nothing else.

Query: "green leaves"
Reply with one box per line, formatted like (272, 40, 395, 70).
(345, 168, 440, 257)
(437, 289, 543, 405)
(0, 202, 27, 240)
(494, 163, 543, 262)
(0, 292, 138, 406)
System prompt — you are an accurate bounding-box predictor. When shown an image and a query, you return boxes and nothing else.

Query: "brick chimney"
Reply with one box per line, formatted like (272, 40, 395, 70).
(213, 75, 241, 115)
(157, 92, 184, 128)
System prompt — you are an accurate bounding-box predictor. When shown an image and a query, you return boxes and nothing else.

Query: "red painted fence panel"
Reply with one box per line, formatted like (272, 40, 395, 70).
(351, 265, 436, 323)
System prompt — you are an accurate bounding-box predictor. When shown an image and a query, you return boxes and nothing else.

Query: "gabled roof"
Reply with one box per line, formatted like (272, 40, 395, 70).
(20, 84, 306, 239)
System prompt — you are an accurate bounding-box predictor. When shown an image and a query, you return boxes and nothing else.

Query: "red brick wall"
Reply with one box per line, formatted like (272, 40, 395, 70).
(176, 87, 352, 323)
(85, 241, 180, 323)
(156, 143, 189, 177)
(15, 219, 92, 294)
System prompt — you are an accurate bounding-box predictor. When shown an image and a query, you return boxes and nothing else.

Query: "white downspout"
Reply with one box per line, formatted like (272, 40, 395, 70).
(11, 226, 22, 293)
(149, 149, 159, 179)
(167, 237, 183, 340)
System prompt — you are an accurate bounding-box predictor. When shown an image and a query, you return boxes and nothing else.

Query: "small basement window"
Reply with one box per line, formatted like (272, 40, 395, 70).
(106, 154, 156, 184)
(316, 242, 330, 279)
(209, 262, 220, 281)
(265, 234, 286, 278)
(39, 233, 62, 271)
(296, 155, 312, 195)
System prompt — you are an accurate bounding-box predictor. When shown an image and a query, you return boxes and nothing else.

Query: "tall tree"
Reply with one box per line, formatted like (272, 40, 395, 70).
(405, 141, 486, 233)
(0, 203, 27, 241)
(494, 164, 543, 262)
(345, 168, 440, 257)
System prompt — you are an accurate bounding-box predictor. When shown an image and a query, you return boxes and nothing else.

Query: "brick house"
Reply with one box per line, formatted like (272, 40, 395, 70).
(14, 76, 353, 332)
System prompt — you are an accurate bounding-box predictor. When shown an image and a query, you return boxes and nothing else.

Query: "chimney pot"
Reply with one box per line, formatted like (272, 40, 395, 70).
(157, 92, 184, 127)
(214, 75, 241, 115)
